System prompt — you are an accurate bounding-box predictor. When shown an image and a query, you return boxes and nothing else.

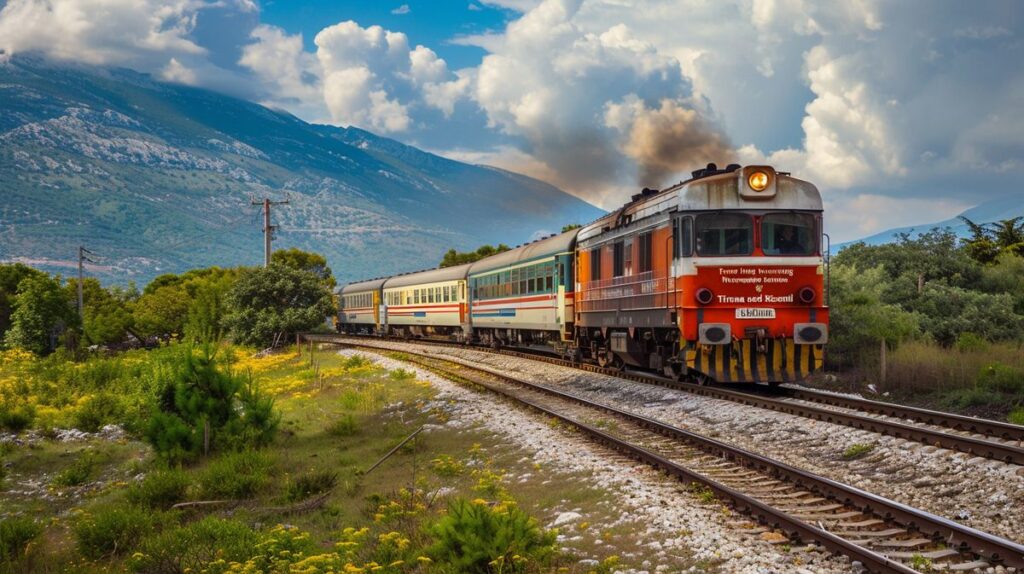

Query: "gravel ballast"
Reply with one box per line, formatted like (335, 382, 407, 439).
(338, 339, 1024, 545)
(340, 348, 854, 574)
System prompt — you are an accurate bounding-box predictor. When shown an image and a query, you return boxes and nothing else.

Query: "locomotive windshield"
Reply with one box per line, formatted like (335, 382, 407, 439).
(695, 213, 753, 256)
(762, 213, 816, 255)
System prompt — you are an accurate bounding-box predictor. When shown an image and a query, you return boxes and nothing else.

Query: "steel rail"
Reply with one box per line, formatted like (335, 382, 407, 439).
(767, 386, 1024, 443)
(305, 334, 1024, 465)
(328, 340, 1024, 572)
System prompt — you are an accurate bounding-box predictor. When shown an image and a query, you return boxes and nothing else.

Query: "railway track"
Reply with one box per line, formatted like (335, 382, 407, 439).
(305, 333, 1024, 466)
(327, 339, 1024, 574)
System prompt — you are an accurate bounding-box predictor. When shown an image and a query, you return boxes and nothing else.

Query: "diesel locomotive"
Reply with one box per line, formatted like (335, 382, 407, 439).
(338, 163, 828, 384)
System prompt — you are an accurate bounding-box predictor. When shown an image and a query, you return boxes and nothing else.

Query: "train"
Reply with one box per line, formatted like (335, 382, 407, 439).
(337, 163, 828, 384)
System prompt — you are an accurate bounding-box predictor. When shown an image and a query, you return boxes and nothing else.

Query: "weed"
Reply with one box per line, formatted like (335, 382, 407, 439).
(129, 517, 258, 574)
(72, 392, 122, 433)
(326, 413, 359, 437)
(73, 504, 155, 559)
(472, 469, 507, 499)
(0, 517, 43, 562)
(126, 468, 190, 509)
(842, 443, 876, 460)
(285, 470, 338, 502)
(52, 452, 99, 487)
(431, 454, 465, 477)
(687, 482, 717, 504)
(389, 368, 415, 381)
(1009, 407, 1024, 426)
(197, 450, 274, 499)
(909, 553, 934, 572)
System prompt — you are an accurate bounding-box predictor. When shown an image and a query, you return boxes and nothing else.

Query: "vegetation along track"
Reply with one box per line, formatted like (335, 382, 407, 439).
(324, 339, 1024, 573)
(305, 334, 1024, 465)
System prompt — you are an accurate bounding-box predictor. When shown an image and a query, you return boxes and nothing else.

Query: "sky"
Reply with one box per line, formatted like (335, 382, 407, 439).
(0, 0, 1021, 242)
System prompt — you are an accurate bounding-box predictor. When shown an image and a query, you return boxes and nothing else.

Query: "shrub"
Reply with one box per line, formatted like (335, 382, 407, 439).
(198, 450, 273, 499)
(284, 470, 337, 502)
(129, 517, 258, 574)
(72, 392, 122, 433)
(427, 498, 557, 572)
(978, 362, 1024, 394)
(389, 368, 414, 381)
(326, 414, 358, 437)
(0, 517, 43, 562)
(74, 505, 155, 559)
(0, 402, 35, 433)
(52, 452, 99, 487)
(126, 469, 191, 509)
(145, 347, 279, 463)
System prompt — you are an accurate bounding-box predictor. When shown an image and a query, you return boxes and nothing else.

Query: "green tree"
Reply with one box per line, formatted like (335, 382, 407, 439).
(271, 248, 336, 290)
(912, 284, 1023, 345)
(0, 263, 46, 339)
(223, 264, 334, 348)
(561, 223, 582, 233)
(3, 274, 78, 355)
(183, 277, 233, 344)
(439, 244, 512, 268)
(133, 284, 190, 339)
(959, 216, 1024, 262)
(65, 278, 135, 346)
(826, 265, 920, 369)
(145, 347, 279, 462)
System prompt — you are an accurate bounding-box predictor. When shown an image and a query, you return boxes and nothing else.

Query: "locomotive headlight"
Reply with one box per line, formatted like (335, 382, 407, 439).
(748, 170, 769, 191)
(695, 287, 714, 305)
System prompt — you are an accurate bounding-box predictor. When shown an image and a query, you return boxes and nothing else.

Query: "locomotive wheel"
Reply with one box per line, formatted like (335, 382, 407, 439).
(596, 350, 610, 368)
(611, 354, 626, 372)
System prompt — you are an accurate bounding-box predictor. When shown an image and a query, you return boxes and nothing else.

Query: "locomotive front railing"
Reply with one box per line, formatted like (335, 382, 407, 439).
(578, 271, 676, 312)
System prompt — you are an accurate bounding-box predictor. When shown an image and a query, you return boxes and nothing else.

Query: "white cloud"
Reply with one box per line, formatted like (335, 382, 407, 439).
(0, 0, 211, 65)
(826, 194, 970, 243)
(391, 4, 410, 15)
(468, 3, 483, 11)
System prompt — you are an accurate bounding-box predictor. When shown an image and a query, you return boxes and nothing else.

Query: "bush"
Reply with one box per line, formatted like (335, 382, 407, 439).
(52, 452, 99, 487)
(326, 414, 358, 437)
(284, 470, 337, 502)
(73, 392, 122, 432)
(126, 469, 190, 509)
(74, 504, 155, 559)
(129, 517, 258, 574)
(0, 402, 35, 433)
(0, 517, 43, 562)
(978, 362, 1024, 394)
(198, 450, 273, 499)
(427, 498, 557, 572)
(145, 347, 279, 463)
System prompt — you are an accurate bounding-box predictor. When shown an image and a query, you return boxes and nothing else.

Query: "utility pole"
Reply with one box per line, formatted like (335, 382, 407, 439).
(77, 246, 95, 318)
(250, 196, 289, 267)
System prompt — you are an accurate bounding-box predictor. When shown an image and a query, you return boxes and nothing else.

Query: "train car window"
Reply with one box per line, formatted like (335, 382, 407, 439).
(695, 213, 753, 256)
(590, 248, 602, 281)
(638, 232, 652, 273)
(761, 213, 817, 255)
(613, 241, 625, 277)
(623, 238, 634, 276)
(681, 217, 693, 257)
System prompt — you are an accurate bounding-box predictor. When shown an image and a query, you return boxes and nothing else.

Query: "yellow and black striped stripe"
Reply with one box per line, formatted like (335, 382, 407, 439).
(687, 339, 822, 383)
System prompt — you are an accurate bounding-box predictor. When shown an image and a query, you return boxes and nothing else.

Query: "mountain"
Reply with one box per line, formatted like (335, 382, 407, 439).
(0, 56, 604, 285)
(836, 195, 1024, 251)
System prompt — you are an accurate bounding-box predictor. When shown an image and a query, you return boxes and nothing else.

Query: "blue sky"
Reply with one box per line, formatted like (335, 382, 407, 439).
(0, 0, 1021, 241)
(261, 0, 508, 70)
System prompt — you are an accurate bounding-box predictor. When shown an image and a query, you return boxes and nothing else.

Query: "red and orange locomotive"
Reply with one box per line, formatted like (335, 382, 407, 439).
(575, 163, 827, 383)
(338, 163, 828, 384)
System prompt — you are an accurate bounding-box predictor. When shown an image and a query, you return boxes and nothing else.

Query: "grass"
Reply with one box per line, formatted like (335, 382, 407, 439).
(842, 443, 876, 460)
(0, 344, 693, 572)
